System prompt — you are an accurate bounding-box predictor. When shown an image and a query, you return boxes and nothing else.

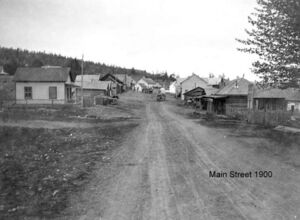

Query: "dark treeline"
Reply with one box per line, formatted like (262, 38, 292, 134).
(0, 46, 175, 83)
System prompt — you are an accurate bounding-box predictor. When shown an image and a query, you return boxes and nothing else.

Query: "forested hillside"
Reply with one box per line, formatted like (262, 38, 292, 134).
(0, 46, 175, 83)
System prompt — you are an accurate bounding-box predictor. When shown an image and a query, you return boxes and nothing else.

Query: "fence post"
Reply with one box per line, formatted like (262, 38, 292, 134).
(263, 109, 265, 126)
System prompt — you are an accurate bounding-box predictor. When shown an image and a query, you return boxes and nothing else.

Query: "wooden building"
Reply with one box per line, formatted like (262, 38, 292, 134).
(183, 87, 205, 101)
(100, 73, 124, 94)
(74, 80, 110, 102)
(14, 66, 77, 104)
(183, 87, 206, 109)
(180, 74, 208, 100)
(207, 78, 252, 115)
(0, 66, 15, 101)
(252, 88, 288, 111)
(286, 89, 300, 113)
(137, 77, 156, 89)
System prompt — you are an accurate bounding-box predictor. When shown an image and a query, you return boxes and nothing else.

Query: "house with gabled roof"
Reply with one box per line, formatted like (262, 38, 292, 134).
(14, 66, 77, 104)
(137, 77, 156, 88)
(114, 74, 135, 89)
(206, 78, 252, 115)
(100, 73, 124, 94)
(134, 82, 147, 92)
(131, 75, 143, 84)
(248, 85, 300, 113)
(180, 74, 209, 100)
(169, 77, 186, 97)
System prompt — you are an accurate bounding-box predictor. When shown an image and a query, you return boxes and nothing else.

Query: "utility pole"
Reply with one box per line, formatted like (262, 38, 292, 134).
(81, 54, 84, 108)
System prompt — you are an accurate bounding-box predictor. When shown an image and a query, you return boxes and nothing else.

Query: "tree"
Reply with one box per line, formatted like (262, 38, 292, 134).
(237, 0, 300, 87)
(130, 67, 136, 75)
(31, 58, 44, 67)
(66, 58, 82, 80)
(4, 58, 18, 75)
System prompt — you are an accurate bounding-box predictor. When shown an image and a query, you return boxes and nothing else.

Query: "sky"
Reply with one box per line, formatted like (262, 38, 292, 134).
(0, 0, 259, 80)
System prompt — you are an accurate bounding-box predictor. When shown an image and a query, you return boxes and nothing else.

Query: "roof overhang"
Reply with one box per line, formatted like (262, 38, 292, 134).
(203, 95, 228, 99)
(66, 83, 80, 87)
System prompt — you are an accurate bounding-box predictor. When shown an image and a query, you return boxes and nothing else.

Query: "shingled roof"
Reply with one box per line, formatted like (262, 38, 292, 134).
(143, 77, 156, 85)
(74, 81, 110, 90)
(14, 67, 73, 82)
(75, 74, 100, 82)
(100, 73, 124, 84)
(287, 89, 300, 101)
(215, 78, 251, 96)
(183, 87, 205, 97)
(254, 88, 288, 99)
(254, 88, 300, 101)
(181, 74, 207, 85)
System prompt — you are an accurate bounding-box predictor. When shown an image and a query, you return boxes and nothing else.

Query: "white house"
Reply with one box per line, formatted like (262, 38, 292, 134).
(169, 77, 186, 97)
(134, 83, 147, 92)
(169, 81, 176, 94)
(14, 66, 77, 104)
(137, 77, 156, 88)
(181, 74, 208, 100)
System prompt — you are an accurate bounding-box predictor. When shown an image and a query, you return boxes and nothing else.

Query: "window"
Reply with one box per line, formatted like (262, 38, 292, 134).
(49, 86, 57, 99)
(24, 87, 32, 99)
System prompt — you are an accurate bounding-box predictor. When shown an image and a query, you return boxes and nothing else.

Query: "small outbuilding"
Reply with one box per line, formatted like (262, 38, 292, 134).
(252, 88, 288, 111)
(74, 80, 110, 103)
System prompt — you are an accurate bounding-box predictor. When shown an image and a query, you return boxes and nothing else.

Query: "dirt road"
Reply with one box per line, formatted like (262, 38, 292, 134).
(68, 95, 300, 220)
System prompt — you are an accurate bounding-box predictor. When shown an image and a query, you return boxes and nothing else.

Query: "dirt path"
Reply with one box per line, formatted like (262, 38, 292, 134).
(67, 96, 300, 220)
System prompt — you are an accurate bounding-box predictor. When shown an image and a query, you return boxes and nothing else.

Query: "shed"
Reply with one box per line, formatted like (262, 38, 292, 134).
(74, 80, 110, 103)
(252, 88, 288, 111)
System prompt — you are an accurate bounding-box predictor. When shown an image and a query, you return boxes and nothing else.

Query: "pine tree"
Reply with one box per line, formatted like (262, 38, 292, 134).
(66, 58, 82, 80)
(237, 0, 300, 87)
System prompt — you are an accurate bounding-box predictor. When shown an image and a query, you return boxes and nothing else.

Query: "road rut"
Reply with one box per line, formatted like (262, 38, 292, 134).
(72, 98, 300, 220)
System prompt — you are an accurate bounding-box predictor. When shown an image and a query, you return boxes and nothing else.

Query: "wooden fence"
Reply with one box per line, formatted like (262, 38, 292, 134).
(226, 106, 292, 126)
(247, 110, 292, 126)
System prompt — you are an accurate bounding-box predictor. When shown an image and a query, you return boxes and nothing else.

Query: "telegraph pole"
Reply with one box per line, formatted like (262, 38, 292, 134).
(81, 54, 84, 108)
